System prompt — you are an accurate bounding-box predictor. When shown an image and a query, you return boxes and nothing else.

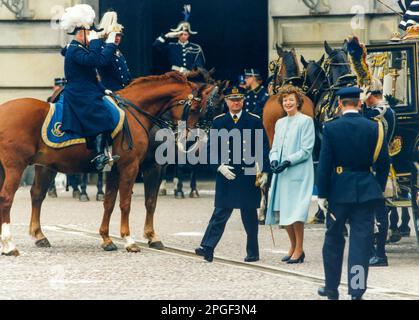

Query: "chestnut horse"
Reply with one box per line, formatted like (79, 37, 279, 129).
(263, 46, 315, 146)
(134, 70, 227, 251)
(0, 72, 206, 256)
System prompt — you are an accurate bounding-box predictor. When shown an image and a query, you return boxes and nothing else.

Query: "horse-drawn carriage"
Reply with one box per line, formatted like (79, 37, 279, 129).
(365, 40, 419, 243)
(262, 38, 419, 244)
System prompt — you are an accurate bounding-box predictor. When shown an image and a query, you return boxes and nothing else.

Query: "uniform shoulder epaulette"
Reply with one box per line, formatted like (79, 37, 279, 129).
(248, 112, 261, 119)
(213, 113, 225, 121)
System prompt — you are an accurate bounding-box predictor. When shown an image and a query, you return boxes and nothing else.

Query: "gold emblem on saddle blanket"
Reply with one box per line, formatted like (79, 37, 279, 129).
(51, 122, 65, 138)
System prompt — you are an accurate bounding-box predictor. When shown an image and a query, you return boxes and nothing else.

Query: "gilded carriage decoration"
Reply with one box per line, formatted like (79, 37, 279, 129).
(366, 41, 419, 243)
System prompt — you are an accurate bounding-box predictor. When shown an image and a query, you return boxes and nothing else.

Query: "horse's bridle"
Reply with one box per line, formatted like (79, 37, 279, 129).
(110, 88, 202, 146)
(324, 52, 351, 84)
(196, 86, 220, 133)
(301, 62, 328, 98)
(169, 89, 203, 124)
(269, 57, 283, 94)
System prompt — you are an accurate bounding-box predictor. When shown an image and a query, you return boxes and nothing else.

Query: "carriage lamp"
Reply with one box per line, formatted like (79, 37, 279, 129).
(0, 0, 33, 19)
(389, 68, 400, 98)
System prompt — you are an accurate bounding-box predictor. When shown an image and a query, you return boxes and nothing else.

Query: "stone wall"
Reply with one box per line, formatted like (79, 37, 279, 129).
(268, 0, 401, 68)
(0, 0, 98, 103)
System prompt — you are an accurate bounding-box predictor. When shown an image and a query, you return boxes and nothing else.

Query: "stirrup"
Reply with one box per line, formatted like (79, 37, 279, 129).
(105, 147, 120, 167)
(91, 154, 109, 171)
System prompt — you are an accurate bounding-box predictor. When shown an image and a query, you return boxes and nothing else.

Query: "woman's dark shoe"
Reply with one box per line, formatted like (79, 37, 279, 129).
(287, 252, 305, 264)
(281, 255, 291, 262)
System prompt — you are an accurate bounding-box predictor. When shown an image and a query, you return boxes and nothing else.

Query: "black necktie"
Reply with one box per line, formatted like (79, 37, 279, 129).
(233, 115, 239, 124)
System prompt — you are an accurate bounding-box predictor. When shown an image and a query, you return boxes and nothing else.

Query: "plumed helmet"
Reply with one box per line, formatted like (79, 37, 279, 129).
(98, 11, 124, 38)
(170, 4, 197, 35)
(60, 4, 97, 34)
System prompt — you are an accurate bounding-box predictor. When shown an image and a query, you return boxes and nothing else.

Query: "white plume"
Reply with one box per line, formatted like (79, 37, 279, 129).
(60, 4, 96, 31)
(98, 11, 123, 38)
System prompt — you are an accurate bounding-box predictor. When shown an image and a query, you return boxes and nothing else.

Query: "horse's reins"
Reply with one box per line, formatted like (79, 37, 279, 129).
(302, 64, 328, 99)
(110, 91, 201, 149)
(306, 53, 355, 121)
(324, 54, 351, 84)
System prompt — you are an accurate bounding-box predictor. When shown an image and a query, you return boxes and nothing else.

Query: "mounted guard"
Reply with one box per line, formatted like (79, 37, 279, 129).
(59, 4, 120, 171)
(153, 4, 205, 74)
(97, 11, 132, 91)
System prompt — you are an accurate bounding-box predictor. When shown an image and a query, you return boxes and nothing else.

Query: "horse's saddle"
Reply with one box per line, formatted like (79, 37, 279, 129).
(42, 95, 125, 149)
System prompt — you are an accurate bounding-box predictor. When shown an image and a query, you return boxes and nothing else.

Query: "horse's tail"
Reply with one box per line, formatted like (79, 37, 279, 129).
(0, 159, 5, 193)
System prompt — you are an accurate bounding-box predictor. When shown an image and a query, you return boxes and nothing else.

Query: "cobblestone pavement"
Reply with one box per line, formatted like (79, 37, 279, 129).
(1, 181, 418, 300)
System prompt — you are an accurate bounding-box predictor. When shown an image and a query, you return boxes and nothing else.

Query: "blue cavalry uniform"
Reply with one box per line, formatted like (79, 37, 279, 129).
(98, 43, 132, 91)
(363, 99, 396, 266)
(244, 85, 269, 117)
(244, 69, 269, 117)
(62, 39, 117, 137)
(317, 87, 390, 299)
(97, 41, 132, 91)
(153, 35, 205, 73)
(197, 86, 270, 263)
(363, 100, 396, 143)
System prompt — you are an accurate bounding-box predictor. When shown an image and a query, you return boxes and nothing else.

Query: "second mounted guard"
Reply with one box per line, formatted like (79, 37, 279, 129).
(153, 4, 206, 74)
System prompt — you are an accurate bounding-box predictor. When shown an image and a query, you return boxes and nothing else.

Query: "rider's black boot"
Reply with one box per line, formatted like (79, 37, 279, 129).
(91, 134, 109, 171)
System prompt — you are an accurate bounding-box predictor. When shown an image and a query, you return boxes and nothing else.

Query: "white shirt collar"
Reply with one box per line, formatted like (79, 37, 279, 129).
(230, 110, 243, 120)
(178, 40, 189, 46)
(343, 110, 360, 115)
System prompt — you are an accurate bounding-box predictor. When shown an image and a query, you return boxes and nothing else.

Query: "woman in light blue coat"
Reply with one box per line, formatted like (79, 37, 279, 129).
(266, 85, 315, 264)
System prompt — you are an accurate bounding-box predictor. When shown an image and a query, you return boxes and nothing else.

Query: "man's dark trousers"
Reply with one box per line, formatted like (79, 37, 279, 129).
(323, 201, 376, 297)
(201, 207, 259, 257)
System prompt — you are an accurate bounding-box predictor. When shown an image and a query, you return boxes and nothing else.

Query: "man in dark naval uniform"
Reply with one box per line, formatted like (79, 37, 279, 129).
(97, 11, 132, 91)
(153, 5, 205, 74)
(317, 87, 390, 300)
(60, 4, 119, 171)
(363, 78, 396, 267)
(195, 86, 270, 263)
(243, 69, 269, 117)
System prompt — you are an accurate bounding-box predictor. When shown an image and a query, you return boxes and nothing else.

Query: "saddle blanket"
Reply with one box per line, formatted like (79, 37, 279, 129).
(42, 95, 125, 149)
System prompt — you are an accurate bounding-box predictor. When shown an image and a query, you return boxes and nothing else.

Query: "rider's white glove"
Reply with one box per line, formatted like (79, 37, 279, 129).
(104, 89, 113, 96)
(88, 30, 98, 41)
(318, 198, 328, 213)
(106, 32, 117, 44)
(165, 31, 181, 39)
(217, 164, 236, 180)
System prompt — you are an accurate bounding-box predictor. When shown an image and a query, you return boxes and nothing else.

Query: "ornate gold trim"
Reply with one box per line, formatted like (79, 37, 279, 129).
(106, 97, 125, 139)
(373, 119, 384, 163)
(42, 101, 125, 149)
(41, 103, 86, 148)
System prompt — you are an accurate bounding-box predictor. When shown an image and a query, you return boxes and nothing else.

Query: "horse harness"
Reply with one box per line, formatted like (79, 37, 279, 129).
(109, 90, 202, 150)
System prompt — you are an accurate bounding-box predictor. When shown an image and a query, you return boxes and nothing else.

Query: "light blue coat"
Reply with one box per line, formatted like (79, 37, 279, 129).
(265, 112, 315, 226)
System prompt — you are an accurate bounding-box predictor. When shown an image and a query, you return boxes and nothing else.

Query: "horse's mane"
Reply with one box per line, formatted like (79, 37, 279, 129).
(125, 71, 188, 89)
